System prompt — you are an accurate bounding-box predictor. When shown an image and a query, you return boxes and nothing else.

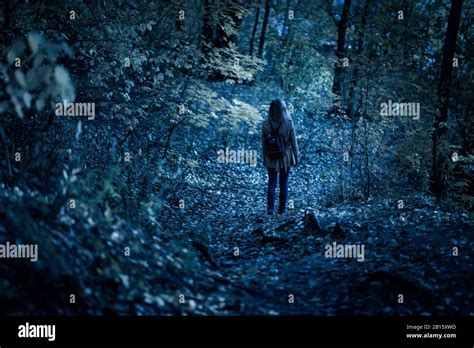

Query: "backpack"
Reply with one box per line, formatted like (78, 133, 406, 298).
(265, 122, 286, 160)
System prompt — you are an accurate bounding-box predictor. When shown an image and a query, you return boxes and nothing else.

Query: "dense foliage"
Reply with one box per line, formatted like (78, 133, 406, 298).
(0, 0, 472, 315)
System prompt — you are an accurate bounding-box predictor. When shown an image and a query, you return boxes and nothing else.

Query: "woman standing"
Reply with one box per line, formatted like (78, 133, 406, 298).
(262, 99, 299, 215)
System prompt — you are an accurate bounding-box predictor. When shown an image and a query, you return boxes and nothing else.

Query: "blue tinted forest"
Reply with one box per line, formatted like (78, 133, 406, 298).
(0, 0, 472, 315)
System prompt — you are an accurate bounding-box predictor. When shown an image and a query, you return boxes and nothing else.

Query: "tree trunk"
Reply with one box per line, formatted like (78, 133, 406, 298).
(2, 0, 12, 30)
(347, 0, 370, 120)
(257, 0, 270, 59)
(331, 0, 351, 113)
(363, 121, 370, 198)
(249, 1, 261, 56)
(282, 0, 291, 36)
(1, 0, 15, 47)
(201, 0, 214, 56)
(430, 0, 464, 198)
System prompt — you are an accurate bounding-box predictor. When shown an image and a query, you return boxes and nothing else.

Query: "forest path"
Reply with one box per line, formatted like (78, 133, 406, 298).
(176, 162, 473, 315)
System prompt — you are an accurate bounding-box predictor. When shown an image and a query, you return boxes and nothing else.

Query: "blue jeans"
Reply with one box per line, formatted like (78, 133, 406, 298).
(267, 167, 290, 214)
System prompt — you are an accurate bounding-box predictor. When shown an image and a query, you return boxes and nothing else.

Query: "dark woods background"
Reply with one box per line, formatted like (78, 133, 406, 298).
(0, 0, 472, 316)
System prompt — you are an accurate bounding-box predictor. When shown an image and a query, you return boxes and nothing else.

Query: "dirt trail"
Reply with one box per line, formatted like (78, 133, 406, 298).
(180, 163, 473, 315)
